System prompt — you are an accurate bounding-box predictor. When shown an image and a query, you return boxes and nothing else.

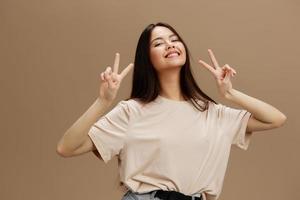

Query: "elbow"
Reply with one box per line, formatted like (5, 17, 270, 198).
(273, 114, 287, 128)
(56, 144, 72, 158)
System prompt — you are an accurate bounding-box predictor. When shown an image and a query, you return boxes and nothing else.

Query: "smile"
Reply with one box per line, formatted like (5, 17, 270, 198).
(165, 52, 180, 58)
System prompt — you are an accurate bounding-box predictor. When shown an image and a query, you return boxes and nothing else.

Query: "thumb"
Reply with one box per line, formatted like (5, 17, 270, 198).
(223, 70, 231, 83)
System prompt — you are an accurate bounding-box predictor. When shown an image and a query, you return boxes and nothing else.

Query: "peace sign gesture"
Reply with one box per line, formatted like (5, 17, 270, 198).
(99, 53, 134, 103)
(198, 49, 237, 98)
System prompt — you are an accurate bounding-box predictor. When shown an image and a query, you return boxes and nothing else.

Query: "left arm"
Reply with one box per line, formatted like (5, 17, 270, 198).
(224, 88, 287, 133)
(198, 49, 287, 133)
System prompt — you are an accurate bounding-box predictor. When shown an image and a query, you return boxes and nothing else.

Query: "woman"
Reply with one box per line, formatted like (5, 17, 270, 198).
(56, 22, 287, 200)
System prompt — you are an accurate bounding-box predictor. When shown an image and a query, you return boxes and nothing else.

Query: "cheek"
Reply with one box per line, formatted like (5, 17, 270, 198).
(150, 49, 163, 64)
(183, 51, 187, 60)
(180, 44, 186, 56)
(180, 47, 187, 61)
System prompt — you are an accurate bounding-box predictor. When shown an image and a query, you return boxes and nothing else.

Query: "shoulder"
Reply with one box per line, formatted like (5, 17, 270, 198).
(207, 101, 249, 121)
(208, 101, 238, 111)
(117, 98, 145, 114)
(119, 98, 142, 108)
(207, 100, 221, 110)
(207, 101, 235, 119)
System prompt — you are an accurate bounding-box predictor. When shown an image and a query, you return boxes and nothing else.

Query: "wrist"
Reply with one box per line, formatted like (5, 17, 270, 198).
(224, 88, 235, 100)
(96, 97, 113, 107)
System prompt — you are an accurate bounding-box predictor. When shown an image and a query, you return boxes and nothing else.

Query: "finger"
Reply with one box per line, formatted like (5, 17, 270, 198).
(222, 65, 230, 74)
(105, 67, 113, 79)
(109, 67, 113, 75)
(231, 70, 236, 77)
(198, 60, 215, 74)
(106, 66, 112, 74)
(113, 53, 120, 74)
(107, 67, 117, 82)
(119, 63, 134, 80)
(104, 70, 114, 88)
(208, 49, 220, 69)
(221, 65, 230, 77)
(100, 72, 105, 81)
(223, 70, 231, 82)
(111, 72, 118, 81)
(104, 71, 109, 81)
(224, 64, 237, 74)
(107, 76, 114, 89)
(104, 66, 111, 80)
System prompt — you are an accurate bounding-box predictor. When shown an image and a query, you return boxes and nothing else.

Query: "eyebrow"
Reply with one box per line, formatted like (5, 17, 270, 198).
(150, 34, 178, 44)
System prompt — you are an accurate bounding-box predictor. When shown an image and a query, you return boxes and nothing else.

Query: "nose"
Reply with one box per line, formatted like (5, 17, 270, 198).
(166, 43, 175, 50)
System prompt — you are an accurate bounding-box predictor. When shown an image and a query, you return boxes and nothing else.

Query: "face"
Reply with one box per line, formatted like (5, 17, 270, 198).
(149, 26, 186, 72)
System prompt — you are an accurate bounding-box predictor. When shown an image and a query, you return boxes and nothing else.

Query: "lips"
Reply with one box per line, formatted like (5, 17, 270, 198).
(165, 50, 180, 58)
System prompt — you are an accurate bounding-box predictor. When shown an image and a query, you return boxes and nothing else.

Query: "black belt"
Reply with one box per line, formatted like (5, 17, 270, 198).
(153, 190, 202, 200)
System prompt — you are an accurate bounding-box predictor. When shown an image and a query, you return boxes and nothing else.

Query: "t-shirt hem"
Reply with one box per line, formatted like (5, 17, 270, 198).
(88, 126, 110, 163)
(235, 111, 253, 150)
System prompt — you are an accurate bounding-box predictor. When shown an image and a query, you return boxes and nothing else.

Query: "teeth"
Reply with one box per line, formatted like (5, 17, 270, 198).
(166, 52, 179, 58)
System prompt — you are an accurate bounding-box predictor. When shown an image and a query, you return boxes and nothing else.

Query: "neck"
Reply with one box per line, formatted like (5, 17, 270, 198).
(158, 69, 184, 101)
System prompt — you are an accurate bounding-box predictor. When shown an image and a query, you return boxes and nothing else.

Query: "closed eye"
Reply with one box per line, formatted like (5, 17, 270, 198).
(154, 39, 180, 47)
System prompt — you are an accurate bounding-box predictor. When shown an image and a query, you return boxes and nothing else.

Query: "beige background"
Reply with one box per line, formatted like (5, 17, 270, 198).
(1, 0, 299, 199)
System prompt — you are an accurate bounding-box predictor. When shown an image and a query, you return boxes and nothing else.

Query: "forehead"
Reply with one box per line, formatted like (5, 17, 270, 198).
(150, 26, 176, 40)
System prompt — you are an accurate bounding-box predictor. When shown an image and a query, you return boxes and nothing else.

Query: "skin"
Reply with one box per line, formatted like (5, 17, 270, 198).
(100, 53, 134, 103)
(57, 53, 134, 157)
(149, 26, 187, 101)
(149, 26, 186, 72)
(198, 49, 287, 132)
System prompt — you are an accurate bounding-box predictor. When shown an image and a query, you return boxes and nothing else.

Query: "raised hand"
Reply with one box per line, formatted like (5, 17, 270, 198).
(99, 53, 134, 103)
(198, 49, 237, 98)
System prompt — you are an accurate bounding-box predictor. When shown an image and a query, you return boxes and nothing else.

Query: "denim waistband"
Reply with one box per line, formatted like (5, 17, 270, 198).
(122, 189, 203, 200)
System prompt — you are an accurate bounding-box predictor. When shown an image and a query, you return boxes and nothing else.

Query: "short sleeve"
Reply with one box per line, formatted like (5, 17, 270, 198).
(215, 103, 253, 150)
(88, 100, 131, 163)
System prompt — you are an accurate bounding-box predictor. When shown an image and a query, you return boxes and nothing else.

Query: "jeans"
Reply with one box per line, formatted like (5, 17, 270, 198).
(121, 189, 203, 200)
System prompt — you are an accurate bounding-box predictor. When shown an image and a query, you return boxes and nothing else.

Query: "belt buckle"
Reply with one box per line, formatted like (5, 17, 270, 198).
(154, 190, 202, 200)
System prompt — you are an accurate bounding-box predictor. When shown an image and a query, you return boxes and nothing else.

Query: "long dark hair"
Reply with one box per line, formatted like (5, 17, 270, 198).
(125, 22, 217, 111)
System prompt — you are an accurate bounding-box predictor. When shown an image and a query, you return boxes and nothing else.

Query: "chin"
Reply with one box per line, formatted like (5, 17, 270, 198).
(165, 59, 185, 67)
(153, 58, 186, 71)
(162, 63, 185, 70)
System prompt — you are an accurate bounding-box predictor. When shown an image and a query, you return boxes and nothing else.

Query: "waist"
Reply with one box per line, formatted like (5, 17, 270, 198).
(125, 189, 204, 200)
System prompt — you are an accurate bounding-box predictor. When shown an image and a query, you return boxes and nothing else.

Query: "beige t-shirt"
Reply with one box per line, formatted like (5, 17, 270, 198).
(88, 95, 253, 200)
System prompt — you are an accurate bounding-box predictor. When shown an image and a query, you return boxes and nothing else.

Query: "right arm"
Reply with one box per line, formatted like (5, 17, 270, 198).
(56, 53, 133, 158)
(56, 98, 112, 157)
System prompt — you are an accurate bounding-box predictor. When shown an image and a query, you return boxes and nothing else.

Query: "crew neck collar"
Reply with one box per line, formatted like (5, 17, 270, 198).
(157, 95, 190, 104)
